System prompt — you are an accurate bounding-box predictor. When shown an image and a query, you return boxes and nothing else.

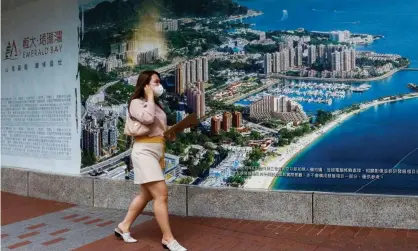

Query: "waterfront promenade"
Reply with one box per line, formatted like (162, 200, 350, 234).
(270, 68, 418, 83)
(225, 81, 277, 105)
(2, 191, 418, 251)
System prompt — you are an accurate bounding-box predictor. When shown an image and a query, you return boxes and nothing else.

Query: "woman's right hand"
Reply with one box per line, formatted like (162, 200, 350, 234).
(144, 85, 154, 101)
(165, 132, 176, 141)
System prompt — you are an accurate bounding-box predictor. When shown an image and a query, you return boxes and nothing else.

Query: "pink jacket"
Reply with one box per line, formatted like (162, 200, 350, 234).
(129, 99, 167, 137)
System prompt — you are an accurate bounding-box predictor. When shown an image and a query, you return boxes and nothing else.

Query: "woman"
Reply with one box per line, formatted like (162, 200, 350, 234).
(114, 70, 187, 251)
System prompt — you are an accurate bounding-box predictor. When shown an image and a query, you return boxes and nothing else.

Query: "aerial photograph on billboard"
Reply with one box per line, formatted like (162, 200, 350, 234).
(77, 0, 418, 195)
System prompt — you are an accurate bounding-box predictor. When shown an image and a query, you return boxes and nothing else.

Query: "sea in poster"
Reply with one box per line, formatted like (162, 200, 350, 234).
(236, 0, 418, 194)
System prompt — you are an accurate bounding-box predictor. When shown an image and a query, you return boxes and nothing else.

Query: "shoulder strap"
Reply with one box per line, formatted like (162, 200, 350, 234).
(128, 99, 138, 121)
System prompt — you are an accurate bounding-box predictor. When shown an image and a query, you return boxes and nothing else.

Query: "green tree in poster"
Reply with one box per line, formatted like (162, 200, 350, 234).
(81, 151, 96, 166)
(248, 147, 264, 161)
(177, 177, 193, 184)
(249, 131, 263, 140)
(227, 175, 245, 187)
(316, 110, 333, 125)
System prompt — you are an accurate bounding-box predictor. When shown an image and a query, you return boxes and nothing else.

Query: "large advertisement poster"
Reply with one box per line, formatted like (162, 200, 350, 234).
(77, 0, 418, 194)
(4, 0, 416, 194)
(1, 0, 81, 174)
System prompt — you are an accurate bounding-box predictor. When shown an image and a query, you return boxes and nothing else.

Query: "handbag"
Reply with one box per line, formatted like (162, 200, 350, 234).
(124, 109, 151, 136)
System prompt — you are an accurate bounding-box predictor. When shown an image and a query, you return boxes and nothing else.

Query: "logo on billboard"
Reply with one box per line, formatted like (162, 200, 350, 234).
(4, 40, 19, 60)
(3, 31, 64, 73)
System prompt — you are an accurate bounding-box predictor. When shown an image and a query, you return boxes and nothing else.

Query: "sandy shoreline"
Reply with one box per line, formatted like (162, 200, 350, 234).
(244, 93, 418, 190)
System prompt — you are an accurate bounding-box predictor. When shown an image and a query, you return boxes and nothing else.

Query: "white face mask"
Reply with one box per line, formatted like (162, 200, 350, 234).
(152, 85, 164, 97)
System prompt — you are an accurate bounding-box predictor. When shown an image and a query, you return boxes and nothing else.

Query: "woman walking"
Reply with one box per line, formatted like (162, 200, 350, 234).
(114, 70, 187, 251)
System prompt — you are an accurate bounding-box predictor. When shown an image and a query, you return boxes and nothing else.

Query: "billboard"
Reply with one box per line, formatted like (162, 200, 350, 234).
(2, 0, 416, 194)
(77, 0, 418, 194)
(1, 0, 81, 174)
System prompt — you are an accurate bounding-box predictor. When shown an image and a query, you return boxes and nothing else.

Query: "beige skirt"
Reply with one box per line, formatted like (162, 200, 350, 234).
(131, 142, 165, 184)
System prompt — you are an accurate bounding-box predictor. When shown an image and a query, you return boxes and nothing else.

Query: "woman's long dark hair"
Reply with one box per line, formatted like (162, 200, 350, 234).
(128, 70, 163, 112)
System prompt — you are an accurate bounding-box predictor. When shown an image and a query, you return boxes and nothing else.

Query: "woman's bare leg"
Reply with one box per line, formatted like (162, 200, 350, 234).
(143, 180, 174, 243)
(118, 184, 152, 233)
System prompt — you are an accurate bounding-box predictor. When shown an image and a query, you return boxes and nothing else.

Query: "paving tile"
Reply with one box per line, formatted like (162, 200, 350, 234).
(50, 228, 70, 236)
(274, 241, 294, 251)
(288, 243, 318, 251)
(313, 247, 334, 251)
(216, 239, 241, 250)
(26, 223, 47, 230)
(408, 230, 418, 238)
(62, 214, 79, 220)
(18, 231, 40, 239)
(7, 240, 32, 249)
(84, 218, 103, 225)
(285, 223, 305, 233)
(73, 216, 91, 223)
(317, 225, 338, 236)
(265, 223, 281, 230)
(356, 227, 372, 237)
(97, 220, 115, 227)
(351, 235, 368, 245)
(42, 237, 66, 246)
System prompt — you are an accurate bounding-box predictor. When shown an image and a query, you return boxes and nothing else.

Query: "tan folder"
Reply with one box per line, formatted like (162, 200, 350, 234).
(164, 113, 200, 137)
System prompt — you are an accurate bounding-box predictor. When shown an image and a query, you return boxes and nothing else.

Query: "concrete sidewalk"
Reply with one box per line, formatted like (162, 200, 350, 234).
(1, 192, 417, 251)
